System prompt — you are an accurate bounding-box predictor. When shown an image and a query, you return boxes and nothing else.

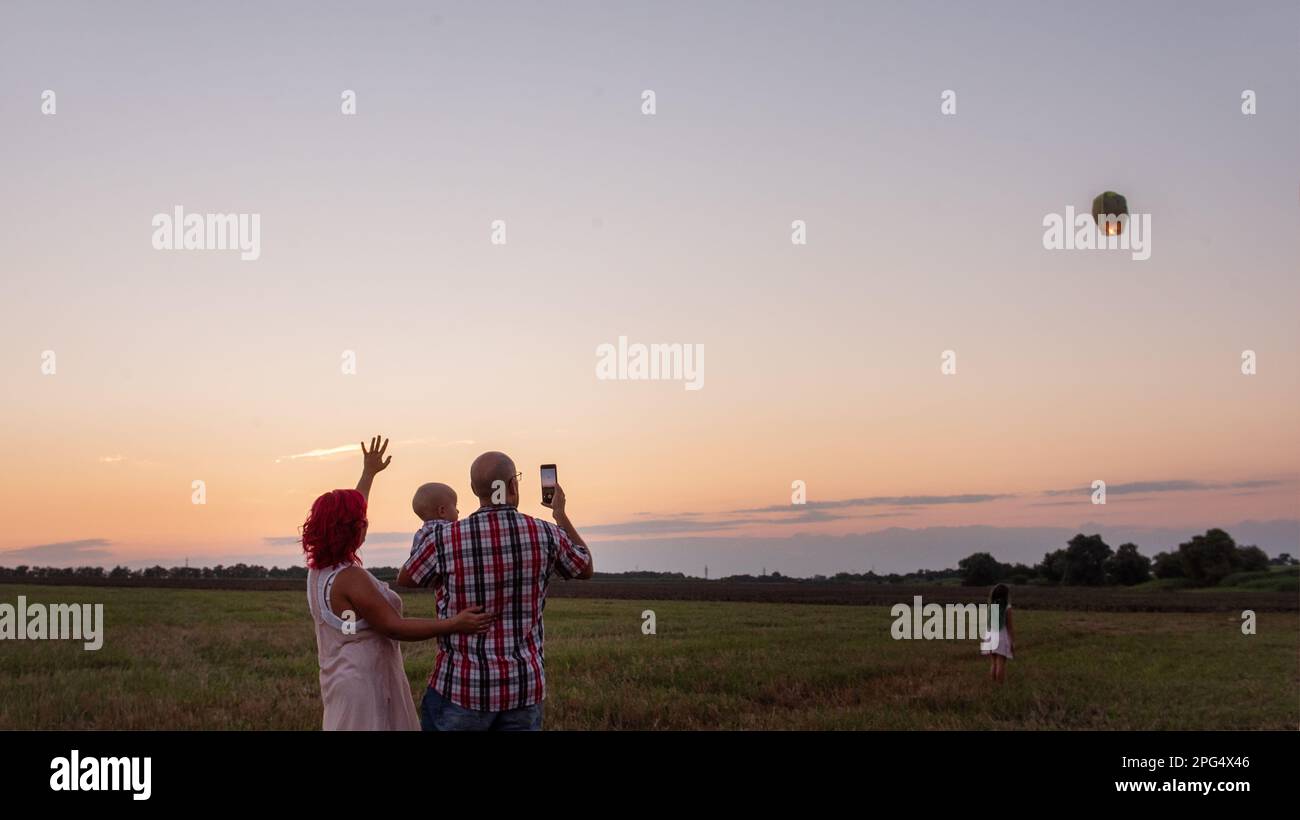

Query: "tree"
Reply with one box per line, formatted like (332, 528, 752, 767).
(1233, 545, 1269, 573)
(1062, 534, 1112, 586)
(1036, 549, 1067, 584)
(1103, 543, 1151, 585)
(958, 552, 1003, 586)
(1178, 528, 1237, 585)
(1151, 551, 1183, 579)
(1003, 563, 1035, 585)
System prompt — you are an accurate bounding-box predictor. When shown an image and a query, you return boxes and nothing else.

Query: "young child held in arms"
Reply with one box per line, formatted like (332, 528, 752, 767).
(409, 482, 459, 559)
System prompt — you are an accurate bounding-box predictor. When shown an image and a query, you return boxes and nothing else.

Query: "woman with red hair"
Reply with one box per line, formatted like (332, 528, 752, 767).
(304, 435, 493, 730)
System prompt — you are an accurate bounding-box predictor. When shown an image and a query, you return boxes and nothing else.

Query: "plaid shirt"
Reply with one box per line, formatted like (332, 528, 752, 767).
(409, 519, 451, 558)
(402, 504, 592, 712)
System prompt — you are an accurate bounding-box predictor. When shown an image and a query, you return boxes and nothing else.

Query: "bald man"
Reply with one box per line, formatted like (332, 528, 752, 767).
(397, 451, 593, 731)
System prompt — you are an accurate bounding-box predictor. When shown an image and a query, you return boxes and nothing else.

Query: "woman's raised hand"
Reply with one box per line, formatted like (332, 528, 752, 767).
(360, 435, 391, 474)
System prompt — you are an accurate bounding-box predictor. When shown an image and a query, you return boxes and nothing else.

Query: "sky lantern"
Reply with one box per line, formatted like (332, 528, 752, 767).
(1091, 191, 1129, 236)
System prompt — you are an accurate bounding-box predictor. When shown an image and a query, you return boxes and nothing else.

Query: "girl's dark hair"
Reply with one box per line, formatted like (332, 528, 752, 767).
(988, 583, 1010, 629)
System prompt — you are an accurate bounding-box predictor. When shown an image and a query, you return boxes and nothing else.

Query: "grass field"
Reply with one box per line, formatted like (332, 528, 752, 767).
(1, 583, 1296, 730)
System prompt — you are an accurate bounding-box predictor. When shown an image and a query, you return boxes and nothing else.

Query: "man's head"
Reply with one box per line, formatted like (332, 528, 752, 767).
(470, 451, 519, 507)
(412, 482, 459, 522)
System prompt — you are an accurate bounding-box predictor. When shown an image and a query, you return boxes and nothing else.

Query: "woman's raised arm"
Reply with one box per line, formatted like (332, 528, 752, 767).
(354, 435, 391, 501)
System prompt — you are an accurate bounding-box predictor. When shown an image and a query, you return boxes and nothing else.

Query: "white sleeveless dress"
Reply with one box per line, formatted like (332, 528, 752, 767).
(979, 604, 1014, 659)
(306, 563, 420, 730)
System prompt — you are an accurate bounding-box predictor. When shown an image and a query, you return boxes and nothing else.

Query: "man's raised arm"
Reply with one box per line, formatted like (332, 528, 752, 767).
(550, 485, 594, 580)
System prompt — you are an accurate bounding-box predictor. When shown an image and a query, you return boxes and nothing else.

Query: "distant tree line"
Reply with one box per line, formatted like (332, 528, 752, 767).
(0, 564, 695, 582)
(718, 568, 961, 584)
(0, 563, 314, 580)
(956, 529, 1294, 587)
(1, 531, 1293, 586)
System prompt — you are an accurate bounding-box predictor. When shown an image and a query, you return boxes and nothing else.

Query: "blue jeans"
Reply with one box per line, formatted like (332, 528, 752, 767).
(420, 686, 544, 731)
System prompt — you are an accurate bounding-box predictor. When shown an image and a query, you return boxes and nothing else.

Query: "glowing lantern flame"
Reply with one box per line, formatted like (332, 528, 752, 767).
(1091, 191, 1129, 237)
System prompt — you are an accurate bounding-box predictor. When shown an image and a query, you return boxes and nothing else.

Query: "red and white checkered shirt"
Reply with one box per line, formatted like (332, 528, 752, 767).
(402, 504, 592, 712)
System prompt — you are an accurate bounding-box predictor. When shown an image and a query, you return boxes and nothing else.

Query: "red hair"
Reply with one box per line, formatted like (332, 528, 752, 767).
(301, 489, 368, 569)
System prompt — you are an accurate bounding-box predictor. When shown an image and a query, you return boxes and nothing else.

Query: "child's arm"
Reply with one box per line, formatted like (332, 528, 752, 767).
(354, 435, 391, 501)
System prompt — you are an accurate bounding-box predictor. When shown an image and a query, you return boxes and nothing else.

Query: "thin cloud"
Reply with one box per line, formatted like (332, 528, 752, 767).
(584, 518, 767, 536)
(1041, 479, 1286, 497)
(366, 532, 413, 544)
(275, 444, 359, 463)
(736, 493, 1013, 514)
(278, 438, 477, 463)
(583, 507, 889, 537)
(0, 538, 114, 563)
(264, 531, 411, 546)
(1228, 479, 1288, 491)
(96, 455, 161, 467)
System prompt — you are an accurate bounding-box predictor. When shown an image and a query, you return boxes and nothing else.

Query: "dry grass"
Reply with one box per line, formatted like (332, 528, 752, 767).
(1, 584, 1295, 729)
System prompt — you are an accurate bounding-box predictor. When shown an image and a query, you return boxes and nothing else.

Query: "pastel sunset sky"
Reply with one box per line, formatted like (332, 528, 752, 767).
(1, 1, 1296, 574)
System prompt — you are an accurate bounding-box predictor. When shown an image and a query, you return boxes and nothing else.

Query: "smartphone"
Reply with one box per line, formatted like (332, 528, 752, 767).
(540, 464, 557, 507)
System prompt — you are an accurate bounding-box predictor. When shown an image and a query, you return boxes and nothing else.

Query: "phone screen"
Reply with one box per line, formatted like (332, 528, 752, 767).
(540, 465, 557, 505)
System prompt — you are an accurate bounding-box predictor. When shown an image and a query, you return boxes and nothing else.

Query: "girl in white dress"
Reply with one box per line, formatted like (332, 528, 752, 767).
(301, 436, 493, 730)
(980, 583, 1015, 684)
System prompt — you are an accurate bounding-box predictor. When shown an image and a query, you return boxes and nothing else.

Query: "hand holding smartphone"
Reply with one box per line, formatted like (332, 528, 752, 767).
(540, 464, 557, 507)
